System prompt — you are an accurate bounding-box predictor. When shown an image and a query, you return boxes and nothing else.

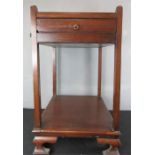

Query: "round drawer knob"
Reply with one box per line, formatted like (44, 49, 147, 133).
(73, 24, 80, 31)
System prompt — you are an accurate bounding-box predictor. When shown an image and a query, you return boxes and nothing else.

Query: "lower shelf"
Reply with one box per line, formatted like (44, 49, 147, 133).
(33, 95, 119, 137)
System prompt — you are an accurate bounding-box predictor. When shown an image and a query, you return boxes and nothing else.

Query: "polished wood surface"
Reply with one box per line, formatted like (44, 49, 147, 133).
(98, 47, 102, 97)
(113, 6, 123, 130)
(37, 12, 116, 19)
(33, 136, 57, 155)
(31, 6, 41, 128)
(97, 138, 121, 147)
(37, 19, 116, 33)
(33, 128, 120, 138)
(37, 33, 115, 44)
(30, 5, 123, 154)
(36, 10, 116, 45)
(42, 96, 113, 132)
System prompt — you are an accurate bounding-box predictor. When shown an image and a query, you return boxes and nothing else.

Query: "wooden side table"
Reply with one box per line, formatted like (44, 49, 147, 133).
(30, 5, 123, 155)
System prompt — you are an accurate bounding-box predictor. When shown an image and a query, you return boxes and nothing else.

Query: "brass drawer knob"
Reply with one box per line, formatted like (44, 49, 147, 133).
(73, 24, 80, 31)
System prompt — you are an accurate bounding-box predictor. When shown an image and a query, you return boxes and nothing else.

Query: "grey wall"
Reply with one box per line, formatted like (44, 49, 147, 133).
(23, 0, 131, 110)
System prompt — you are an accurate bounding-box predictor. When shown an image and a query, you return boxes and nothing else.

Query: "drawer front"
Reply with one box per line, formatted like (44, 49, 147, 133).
(37, 19, 116, 33)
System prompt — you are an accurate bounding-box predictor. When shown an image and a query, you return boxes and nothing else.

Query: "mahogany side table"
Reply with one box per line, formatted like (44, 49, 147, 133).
(30, 5, 123, 155)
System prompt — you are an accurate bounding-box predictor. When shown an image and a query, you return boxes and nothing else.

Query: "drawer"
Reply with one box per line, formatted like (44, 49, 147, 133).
(36, 19, 116, 33)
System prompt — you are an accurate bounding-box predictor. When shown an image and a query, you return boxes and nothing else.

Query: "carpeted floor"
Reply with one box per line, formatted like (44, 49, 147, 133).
(23, 109, 131, 155)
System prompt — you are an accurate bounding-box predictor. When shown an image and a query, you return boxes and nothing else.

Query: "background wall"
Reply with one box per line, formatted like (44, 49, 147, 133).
(23, 0, 131, 110)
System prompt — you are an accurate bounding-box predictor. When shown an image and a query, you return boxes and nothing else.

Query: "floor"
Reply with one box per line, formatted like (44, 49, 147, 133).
(23, 109, 131, 155)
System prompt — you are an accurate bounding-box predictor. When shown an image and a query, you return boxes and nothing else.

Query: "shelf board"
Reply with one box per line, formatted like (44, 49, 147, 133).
(35, 95, 116, 137)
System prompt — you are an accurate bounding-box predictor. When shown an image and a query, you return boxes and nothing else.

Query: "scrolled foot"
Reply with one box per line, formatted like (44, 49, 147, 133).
(33, 136, 57, 155)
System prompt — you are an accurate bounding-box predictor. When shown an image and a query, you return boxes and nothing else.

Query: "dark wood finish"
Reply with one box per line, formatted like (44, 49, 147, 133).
(37, 19, 116, 33)
(37, 33, 116, 44)
(52, 48, 56, 96)
(30, 5, 123, 154)
(37, 12, 116, 19)
(33, 128, 120, 137)
(97, 138, 121, 147)
(113, 6, 123, 130)
(33, 136, 57, 155)
(31, 6, 41, 129)
(98, 47, 102, 97)
(42, 96, 113, 133)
